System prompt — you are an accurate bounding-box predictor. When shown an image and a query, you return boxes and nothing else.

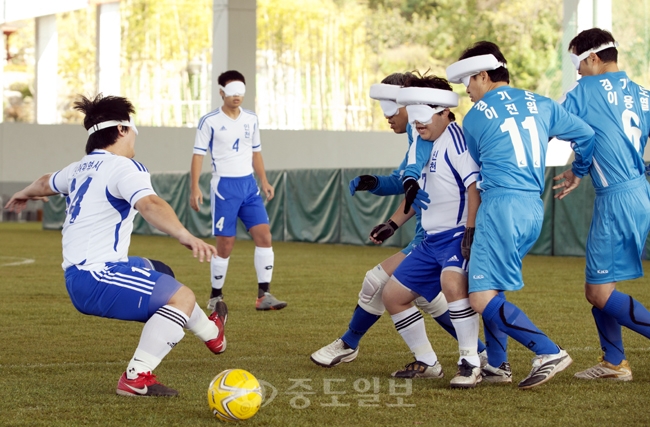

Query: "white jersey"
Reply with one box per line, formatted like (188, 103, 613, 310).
(49, 150, 156, 270)
(420, 122, 479, 235)
(193, 107, 261, 177)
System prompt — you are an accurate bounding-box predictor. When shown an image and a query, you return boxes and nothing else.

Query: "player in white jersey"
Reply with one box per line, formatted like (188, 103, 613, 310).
(311, 73, 487, 369)
(4, 94, 226, 397)
(190, 70, 286, 312)
(555, 28, 650, 381)
(447, 41, 594, 389)
(379, 75, 483, 388)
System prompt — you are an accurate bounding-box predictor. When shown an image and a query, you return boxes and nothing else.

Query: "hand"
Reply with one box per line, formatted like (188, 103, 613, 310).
(177, 231, 218, 262)
(403, 178, 429, 214)
(369, 219, 398, 244)
(349, 175, 378, 196)
(4, 191, 49, 214)
(461, 227, 475, 260)
(552, 169, 581, 200)
(261, 181, 275, 201)
(190, 187, 204, 212)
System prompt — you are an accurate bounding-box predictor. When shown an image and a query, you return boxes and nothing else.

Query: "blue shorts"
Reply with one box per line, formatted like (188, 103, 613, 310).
(586, 175, 650, 284)
(211, 174, 269, 236)
(64, 257, 182, 322)
(392, 226, 466, 302)
(469, 189, 543, 293)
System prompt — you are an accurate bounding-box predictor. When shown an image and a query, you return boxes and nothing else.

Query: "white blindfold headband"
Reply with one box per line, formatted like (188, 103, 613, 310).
(221, 81, 246, 97)
(397, 87, 459, 125)
(369, 84, 403, 117)
(87, 116, 138, 136)
(446, 54, 507, 87)
(569, 42, 618, 70)
(379, 100, 401, 117)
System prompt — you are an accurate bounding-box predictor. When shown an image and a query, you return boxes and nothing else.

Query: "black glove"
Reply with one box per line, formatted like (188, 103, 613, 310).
(403, 178, 420, 214)
(369, 219, 399, 243)
(461, 227, 475, 260)
(349, 175, 379, 195)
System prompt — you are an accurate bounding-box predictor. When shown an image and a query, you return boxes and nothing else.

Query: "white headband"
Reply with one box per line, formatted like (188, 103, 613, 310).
(220, 81, 246, 97)
(370, 84, 403, 117)
(446, 54, 507, 85)
(397, 87, 458, 125)
(87, 116, 138, 136)
(570, 42, 618, 70)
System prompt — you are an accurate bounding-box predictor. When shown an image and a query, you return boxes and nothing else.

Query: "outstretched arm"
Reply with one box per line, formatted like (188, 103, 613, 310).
(135, 194, 217, 262)
(4, 174, 56, 213)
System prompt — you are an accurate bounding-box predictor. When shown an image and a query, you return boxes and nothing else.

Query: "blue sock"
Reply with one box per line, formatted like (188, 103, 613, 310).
(434, 310, 487, 353)
(592, 306, 625, 365)
(483, 292, 508, 366)
(340, 305, 381, 349)
(482, 297, 559, 356)
(602, 290, 650, 340)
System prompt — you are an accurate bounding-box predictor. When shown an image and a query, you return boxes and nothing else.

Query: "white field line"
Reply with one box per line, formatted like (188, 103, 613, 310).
(0, 256, 35, 267)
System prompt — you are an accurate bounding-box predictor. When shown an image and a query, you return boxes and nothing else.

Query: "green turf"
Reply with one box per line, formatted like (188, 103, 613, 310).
(1, 222, 649, 426)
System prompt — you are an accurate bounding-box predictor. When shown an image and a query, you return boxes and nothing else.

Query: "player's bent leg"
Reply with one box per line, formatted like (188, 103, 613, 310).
(384, 279, 442, 379)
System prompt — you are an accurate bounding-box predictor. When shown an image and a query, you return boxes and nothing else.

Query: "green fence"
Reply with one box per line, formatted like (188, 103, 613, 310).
(42, 167, 650, 257)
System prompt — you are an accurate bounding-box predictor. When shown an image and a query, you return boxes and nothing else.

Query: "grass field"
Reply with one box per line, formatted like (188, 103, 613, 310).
(1, 222, 650, 426)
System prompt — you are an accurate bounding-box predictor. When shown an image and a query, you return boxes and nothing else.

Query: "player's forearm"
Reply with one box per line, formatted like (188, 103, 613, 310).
(389, 200, 415, 227)
(23, 174, 57, 198)
(252, 152, 269, 184)
(190, 155, 204, 189)
(136, 195, 192, 241)
(465, 182, 480, 228)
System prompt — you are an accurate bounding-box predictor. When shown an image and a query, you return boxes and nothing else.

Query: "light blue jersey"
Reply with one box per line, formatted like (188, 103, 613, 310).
(562, 71, 650, 188)
(463, 86, 595, 194)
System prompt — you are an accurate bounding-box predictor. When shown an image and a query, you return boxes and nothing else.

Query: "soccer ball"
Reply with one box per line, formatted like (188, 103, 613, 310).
(208, 369, 263, 422)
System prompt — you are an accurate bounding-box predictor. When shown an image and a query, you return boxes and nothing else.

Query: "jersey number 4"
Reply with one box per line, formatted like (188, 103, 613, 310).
(500, 116, 542, 168)
(232, 138, 240, 152)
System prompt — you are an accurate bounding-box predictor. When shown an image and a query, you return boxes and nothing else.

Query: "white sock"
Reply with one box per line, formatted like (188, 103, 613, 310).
(126, 305, 188, 379)
(185, 303, 219, 342)
(448, 298, 480, 366)
(391, 306, 437, 366)
(210, 255, 229, 290)
(254, 247, 274, 284)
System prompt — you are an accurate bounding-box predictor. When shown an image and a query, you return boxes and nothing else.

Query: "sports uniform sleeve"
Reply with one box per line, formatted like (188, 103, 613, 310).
(48, 162, 79, 195)
(402, 135, 433, 181)
(447, 125, 480, 188)
(370, 125, 413, 196)
(111, 158, 157, 207)
(550, 98, 594, 178)
(252, 117, 262, 152)
(193, 118, 212, 156)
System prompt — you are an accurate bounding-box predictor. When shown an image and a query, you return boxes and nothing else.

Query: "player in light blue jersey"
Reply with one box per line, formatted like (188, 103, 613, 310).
(446, 41, 595, 389)
(311, 73, 487, 369)
(191, 70, 286, 313)
(555, 28, 650, 382)
(4, 94, 226, 397)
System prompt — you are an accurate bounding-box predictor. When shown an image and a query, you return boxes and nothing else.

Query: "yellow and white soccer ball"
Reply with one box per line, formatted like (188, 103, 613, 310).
(208, 369, 263, 422)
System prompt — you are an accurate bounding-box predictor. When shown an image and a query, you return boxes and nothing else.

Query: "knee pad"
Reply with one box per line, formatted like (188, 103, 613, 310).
(414, 292, 448, 318)
(357, 265, 390, 316)
(149, 259, 176, 278)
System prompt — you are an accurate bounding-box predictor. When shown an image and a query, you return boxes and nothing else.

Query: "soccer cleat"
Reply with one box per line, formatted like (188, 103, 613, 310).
(518, 348, 572, 389)
(205, 310, 227, 354)
(207, 295, 223, 312)
(481, 362, 513, 383)
(116, 372, 179, 397)
(256, 292, 287, 311)
(391, 360, 444, 379)
(574, 358, 632, 381)
(310, 338, 359, 368)
(212, 298, 228, 325)
(478, 349, 488, 368)
(450, 358, 482, 389)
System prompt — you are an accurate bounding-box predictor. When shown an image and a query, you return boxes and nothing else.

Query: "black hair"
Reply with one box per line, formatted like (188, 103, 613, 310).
(74, 94, 135, 155)
(381, 71, 417, 86)
(403, 72, 456, 122)
(218, 70, 246, 87)
(459, 41, 510, 84)
(569, 28, 618, 63)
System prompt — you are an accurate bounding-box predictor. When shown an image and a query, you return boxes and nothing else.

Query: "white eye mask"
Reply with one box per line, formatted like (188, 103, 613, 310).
(221, 81, 246, 97)
(569, 42, 618, 70)
(87, 116, 138, 135)
(446, 54, 507, 85)
(379, 100, 401, 117)
(405, 104, 444, 125)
